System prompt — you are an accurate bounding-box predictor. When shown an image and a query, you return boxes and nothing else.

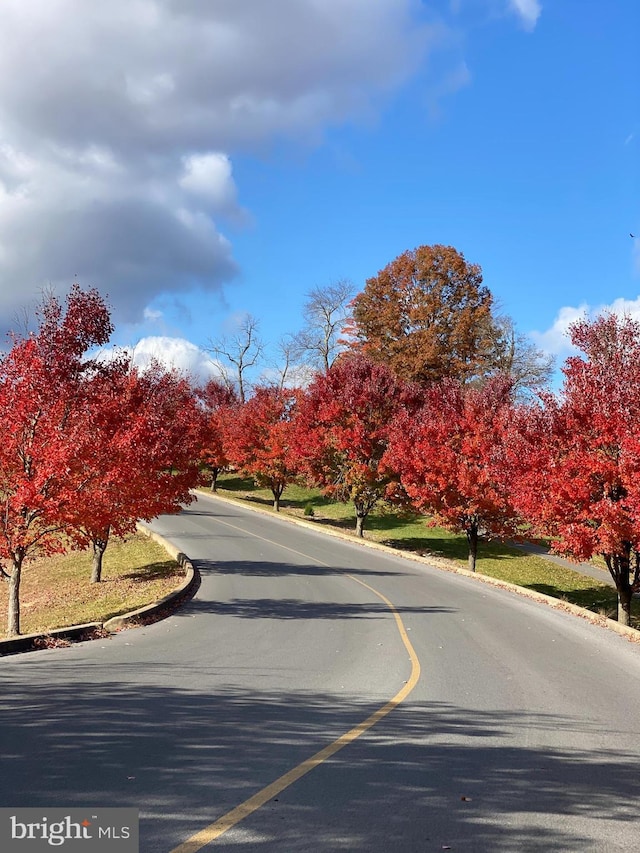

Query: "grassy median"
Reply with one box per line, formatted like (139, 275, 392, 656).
(206, 474, 636, 627)
(0, 532, 183, 637)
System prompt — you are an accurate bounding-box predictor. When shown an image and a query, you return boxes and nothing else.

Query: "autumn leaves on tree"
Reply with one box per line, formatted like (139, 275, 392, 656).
(349, 244, 497, 385)
(1, 243, 638, 636)
(0, 288, 204, 636)
(220, 245, 639, 625)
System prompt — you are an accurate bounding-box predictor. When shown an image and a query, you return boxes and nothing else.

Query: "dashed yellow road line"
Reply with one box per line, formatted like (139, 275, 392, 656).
(168, 515, 422, 852)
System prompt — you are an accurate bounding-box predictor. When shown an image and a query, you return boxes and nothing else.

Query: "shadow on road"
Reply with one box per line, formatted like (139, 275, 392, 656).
(0, 672, 637, 852)
(184, 596, 454, 620)
(195, 558, 406, 579)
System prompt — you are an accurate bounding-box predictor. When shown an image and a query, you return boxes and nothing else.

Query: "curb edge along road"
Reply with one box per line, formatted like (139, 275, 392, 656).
(0, 524, 199, 657)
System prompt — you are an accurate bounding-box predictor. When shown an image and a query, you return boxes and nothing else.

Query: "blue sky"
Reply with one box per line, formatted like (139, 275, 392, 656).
(0, 1, 638, 382)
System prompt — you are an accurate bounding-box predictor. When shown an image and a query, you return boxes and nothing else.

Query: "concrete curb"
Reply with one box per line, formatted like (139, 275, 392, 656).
(102, 528, 199, 632)
(0, 527, 200, 656)
(199, 489, 640, 645)
(0, 622, 105, 656)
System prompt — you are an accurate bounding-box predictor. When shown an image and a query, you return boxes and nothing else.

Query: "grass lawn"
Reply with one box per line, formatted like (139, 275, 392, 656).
(0, 532, 183, 637)
(208, 473, 636, 628)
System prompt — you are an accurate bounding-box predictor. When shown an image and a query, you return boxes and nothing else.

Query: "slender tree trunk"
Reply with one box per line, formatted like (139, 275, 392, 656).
(272, 484, 283, 512)
(617, 550, 632, 626)
(91, 528, 110, 584)
(354, 499, 371, 538)
(467, 524, 478, 572)
(210, 467, 220, 492)
(7, 555, 23, 636)
(618, 585, 632, 627)
(605, 548, 633, 625)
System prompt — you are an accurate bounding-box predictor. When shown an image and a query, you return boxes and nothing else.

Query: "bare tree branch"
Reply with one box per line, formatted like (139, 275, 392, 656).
(294, 280, 355, 372)
(206, 314, 264, 403)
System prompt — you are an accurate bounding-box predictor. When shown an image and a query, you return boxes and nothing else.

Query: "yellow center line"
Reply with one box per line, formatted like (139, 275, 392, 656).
(169, 513, 422, 852)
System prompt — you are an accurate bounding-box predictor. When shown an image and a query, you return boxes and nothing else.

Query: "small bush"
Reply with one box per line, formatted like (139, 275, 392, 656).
(303, 503, 315, 517)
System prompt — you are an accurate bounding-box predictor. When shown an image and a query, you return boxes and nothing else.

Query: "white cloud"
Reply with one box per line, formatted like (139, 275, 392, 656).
(507, 0, 542, 31)
(109, 336, 225, 385)
(0, 1, 432, 330)
(179, 154, 239, 214)
(530, 304, 588, 357)
(531, 296, 640, 356)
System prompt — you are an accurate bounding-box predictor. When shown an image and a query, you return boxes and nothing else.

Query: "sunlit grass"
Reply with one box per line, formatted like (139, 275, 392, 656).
(0, 533, 183, 637)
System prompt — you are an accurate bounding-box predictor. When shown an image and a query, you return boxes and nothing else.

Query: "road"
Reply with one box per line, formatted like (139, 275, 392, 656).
(2, 492, 640, 852)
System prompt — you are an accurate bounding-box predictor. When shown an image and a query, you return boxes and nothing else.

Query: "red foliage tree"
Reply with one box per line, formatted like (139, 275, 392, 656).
(197, 379, 239, 492)
(293, 354, 410, 536)
(509, 314, 640, 624)
(384, 376, 521, 570)
(67, 363, 205, 583)
(225, 386, 299, 511)
(0, 286, 113, 635)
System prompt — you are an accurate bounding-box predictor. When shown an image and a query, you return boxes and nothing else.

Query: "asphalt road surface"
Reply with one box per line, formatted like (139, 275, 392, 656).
(2, 492, 640, 852)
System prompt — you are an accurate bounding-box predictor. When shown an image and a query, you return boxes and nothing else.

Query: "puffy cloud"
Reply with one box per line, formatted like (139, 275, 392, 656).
(0, 1, 431, 329)
(179, 154, 239, 214)
(530, 305, 588, 357)
(108, 336, 225, 385)
(531, 296, 640, 356)
(507, 0, 542, 31)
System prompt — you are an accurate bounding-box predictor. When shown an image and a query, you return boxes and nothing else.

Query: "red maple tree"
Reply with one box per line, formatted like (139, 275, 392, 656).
(0, 287, 114, 635)
(67, 362, 204, 583)
(225, 386, 299, 511)
(384, 376, 521, 570)
(293, 354, 411, 536)
(197, 379, 239, 492)
(509, 314, 640, 624)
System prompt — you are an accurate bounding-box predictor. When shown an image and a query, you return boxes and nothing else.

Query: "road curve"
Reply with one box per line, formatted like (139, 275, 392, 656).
(1, 492, 640, 852)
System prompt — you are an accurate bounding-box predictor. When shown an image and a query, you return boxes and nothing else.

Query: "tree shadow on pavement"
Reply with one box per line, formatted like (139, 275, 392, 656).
(185, 597, 455, 620)
(0, 672, 638, 852)
(195, 558, 406, 579)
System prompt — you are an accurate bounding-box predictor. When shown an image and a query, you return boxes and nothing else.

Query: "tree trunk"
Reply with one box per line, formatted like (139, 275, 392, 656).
(618, 585, 632, 627)
(467, 524, 478, 572)
(91, 529, 110, 584)
(7, 555, 23, 636)
(355, 512, 365, 538)
(272, 484, 283, 512)
(605, 548, 633, 625)
(210, 468, 219, 492)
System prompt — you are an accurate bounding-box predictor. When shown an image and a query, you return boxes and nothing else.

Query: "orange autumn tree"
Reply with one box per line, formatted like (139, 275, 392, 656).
(349, 244, 499, 385)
